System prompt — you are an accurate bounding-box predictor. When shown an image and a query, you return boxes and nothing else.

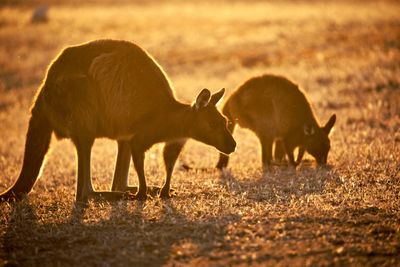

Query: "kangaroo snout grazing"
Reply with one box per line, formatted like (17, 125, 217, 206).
(216, 74, 336, 170)
(303, 114, 336, 165)
(0, 39, 235, 202)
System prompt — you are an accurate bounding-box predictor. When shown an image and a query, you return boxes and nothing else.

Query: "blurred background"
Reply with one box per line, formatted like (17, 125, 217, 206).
(1, 0, 399, 170)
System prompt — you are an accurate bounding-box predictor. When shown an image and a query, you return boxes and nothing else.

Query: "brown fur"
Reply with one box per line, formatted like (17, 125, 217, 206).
(216, 74, 336, 170)
(0, 39, 236, 202)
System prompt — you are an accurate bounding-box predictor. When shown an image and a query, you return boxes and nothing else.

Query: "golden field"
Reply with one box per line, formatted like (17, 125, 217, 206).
(0, 0, 399, 266)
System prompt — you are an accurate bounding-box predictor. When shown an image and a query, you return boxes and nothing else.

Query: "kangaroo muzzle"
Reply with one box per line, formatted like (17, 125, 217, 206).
(221, 136, 236, 155)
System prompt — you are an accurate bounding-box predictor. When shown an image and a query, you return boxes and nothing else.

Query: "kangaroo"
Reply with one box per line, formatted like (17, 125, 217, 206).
(216, 74, 336, 170)
(0, 39, 236, 202)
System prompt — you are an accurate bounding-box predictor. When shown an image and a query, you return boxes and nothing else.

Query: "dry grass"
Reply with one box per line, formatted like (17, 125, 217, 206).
(0, 0, 399, 266)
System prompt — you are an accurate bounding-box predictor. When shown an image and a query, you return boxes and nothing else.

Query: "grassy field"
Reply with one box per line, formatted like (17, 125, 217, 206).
(0, 0, 399, 266)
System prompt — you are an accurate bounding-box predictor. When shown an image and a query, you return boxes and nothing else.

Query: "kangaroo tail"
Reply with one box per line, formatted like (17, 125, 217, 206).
(0, 107, 52, 201)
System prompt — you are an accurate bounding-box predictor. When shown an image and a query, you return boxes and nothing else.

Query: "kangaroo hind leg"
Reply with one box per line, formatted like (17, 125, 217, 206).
(259, 134, 273, 172)
(73, 137, 95, 202)
(73, 137, 128, 202)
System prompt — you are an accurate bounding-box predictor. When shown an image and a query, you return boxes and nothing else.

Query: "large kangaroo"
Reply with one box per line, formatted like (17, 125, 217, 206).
(216, 74, 336, 170)
(0, 39, 236, 202)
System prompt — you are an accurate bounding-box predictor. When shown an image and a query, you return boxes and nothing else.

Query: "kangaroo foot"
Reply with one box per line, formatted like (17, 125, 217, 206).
(159, 187, 177, 199)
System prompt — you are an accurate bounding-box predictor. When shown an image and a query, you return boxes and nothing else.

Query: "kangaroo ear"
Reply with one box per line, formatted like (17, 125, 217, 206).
(303, 124, 315, 136)
(210, 88, 225, 106)
(194, 88, 211, 110)
(323, 114, 336, 134)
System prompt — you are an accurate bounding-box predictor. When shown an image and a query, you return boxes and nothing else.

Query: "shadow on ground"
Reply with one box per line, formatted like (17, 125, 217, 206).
(216, 160, 341, 204)
(2, 199, 240, 266)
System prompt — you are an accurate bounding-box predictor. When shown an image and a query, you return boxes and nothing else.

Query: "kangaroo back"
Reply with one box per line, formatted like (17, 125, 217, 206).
(41, 40, 176, 140)
(0, 103, 52, 201)
(228, 75, 315, 135)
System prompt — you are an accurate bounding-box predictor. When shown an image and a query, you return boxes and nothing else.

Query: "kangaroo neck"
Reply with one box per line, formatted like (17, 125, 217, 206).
(156, 102, 193, 141)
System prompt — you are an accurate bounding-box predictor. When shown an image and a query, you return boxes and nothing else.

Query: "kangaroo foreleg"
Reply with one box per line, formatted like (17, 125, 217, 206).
(296, 147, 305, 166)
(282, 140, 298, 167)
(160, 139, 186, 198)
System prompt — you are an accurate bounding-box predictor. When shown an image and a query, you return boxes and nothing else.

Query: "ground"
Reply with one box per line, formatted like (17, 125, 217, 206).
(0, 0, 399, 266)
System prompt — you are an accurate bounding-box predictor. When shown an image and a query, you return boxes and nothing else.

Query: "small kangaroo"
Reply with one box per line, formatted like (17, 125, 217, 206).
(216, 74, 336, 170)
(0, 39, 236, 202)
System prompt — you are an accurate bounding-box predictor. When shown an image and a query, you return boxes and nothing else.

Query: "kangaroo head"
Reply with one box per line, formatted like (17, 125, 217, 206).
(303, 114, 336, 165)
(190, 88, 236, 155)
